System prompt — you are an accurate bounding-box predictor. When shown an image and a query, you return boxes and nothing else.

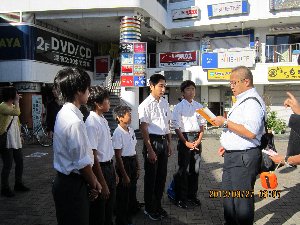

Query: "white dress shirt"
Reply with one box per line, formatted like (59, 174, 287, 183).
(112, 125, 137, 157)
(220, 88, 266, 150)
(172, 99, 205, 132)
(7, 116, 22, 149)
(138, 94, 171, 135)
(53, 103, 93, 175)
(85, 111, 114, 162)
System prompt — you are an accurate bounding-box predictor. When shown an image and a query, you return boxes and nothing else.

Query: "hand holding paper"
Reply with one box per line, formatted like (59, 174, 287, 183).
(196, 107, 217, 126)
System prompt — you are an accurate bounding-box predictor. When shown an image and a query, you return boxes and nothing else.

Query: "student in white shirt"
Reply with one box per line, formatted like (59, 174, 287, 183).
(85, 86, 117, 225)
(172, 80, 204, 209)
(138, 74, 172, 221)
(112, 105, 140, 225)
(52, 67, 101, 225)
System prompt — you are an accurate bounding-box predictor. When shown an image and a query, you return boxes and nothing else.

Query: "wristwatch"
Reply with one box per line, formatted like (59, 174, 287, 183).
(221, 119, 228, 128)
(284, 155, 291, 166)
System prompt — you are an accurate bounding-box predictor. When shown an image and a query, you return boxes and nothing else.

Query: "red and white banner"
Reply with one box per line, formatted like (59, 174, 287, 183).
(159, 51, 198, 67)
(172, 6, 199, 21)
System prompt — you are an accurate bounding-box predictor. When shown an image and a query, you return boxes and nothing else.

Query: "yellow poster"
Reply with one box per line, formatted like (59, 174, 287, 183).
(268, 66, 300, 80)
(207, 69, 232, 80)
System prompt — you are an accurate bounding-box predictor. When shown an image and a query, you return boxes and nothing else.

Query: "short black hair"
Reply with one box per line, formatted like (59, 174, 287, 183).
(2, 86, 17, 102)
(54, 67, 91, 103)
(149, 74, 166, 86)
(180, 80, 196, 92)
(113, 105, 132, 123)
(87, 86, 110, 111)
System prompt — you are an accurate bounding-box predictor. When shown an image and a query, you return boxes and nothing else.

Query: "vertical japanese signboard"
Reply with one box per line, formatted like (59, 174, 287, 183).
(32, 95, 43, 131)
(120, 42, 147, 87)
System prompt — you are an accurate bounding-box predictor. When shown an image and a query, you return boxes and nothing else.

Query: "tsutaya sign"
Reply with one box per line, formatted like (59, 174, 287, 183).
(172, 6, 199, 21)
(268, 66, 300, 80)
(207, 1, 248, 17)
(202, 50, 254, 69)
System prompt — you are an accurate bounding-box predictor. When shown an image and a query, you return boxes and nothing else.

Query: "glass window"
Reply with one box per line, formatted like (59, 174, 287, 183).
(157, 0, 167, 9)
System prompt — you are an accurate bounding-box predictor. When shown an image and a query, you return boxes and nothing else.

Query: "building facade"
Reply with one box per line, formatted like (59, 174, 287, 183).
(1, 0, 300, 128)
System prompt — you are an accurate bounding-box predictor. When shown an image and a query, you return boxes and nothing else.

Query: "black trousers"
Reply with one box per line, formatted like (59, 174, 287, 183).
(143, 136, 168, 213)
(52, 172, 89, 225)
(115, 156, 137, 225)
(90, 162, 116, 225)
(1, 148, 23, 189)
(222, 148, 261, 225)
(174, 133, 201, 201)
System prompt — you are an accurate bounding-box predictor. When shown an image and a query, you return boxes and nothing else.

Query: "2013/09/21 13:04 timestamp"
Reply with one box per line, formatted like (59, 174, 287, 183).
(209, 190, 281, 199)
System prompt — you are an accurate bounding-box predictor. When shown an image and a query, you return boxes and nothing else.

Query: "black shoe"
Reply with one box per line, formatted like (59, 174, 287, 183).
(158, 208, 168, 218)
(188, 197, 201, 206)
(144, 210, 161, 221)
(1, 188, 15, 197)
(14, 183, 30, 192)
(176, 200, 188, 209)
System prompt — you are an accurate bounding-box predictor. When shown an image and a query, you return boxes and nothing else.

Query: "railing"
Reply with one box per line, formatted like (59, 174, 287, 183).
(265, 43, 300, 63)
(147, 44, 300, 68)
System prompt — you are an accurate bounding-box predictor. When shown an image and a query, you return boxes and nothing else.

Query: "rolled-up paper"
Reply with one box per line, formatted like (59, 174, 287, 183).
(196, 107, 217, 126)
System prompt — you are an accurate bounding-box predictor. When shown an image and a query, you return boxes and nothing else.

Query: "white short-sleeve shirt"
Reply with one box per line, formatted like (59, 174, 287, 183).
(172, 99, 205, 132)
(138, 94, 171, 135)
(112, 125, 137, 157)
(85, 111, 114, 162)
(220, 88, 266, 150)
(53, 103, 94, 175)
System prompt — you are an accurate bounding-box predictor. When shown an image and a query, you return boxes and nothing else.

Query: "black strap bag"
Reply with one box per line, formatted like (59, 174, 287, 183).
(234, 97, 276, 172)
(0, 117, 14, 150)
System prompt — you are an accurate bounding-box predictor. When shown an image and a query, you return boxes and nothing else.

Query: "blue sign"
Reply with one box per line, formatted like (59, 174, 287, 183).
(201, 53, 218, 69)
(134, 76, 146, 87)
(0, 25, 33, 60)
(134, 53, 146, 64)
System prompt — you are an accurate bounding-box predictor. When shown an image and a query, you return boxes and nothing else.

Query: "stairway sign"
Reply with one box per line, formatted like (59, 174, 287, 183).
(120, 42, 147, 87)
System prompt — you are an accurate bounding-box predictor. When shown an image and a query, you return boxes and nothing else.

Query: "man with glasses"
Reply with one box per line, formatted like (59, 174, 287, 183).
(211, 66, 266, 225)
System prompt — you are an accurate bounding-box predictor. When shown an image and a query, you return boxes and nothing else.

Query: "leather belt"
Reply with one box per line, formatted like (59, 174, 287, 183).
(149, 134, 166, 140)
(225, 147, 258, 153)
(100, 159, 113, 166)
(57, 171, 81, 178)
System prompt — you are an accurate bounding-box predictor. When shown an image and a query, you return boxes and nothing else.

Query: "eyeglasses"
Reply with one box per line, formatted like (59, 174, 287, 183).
(229, 79, 246, 86)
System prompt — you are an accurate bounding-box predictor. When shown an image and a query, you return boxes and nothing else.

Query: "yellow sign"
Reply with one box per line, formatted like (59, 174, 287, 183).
(207, 69, 232, 80)
(268, 66, 300, 80)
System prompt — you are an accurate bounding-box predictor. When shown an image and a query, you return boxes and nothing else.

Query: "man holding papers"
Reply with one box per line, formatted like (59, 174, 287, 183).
(211, 66, 266, 225)
(172, 80, 205, 209)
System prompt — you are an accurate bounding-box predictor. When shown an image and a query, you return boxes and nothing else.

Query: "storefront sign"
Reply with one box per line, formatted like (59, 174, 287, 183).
(172, 6, 200, 21)
(120, 42, 147, 87)
(121, 76, 134, 86)
(94, 56, 110, 80)
(35, 28, 94, 71)
(159, 51, 198, 67)
(202, 50, 254, 69)
(120, 43, 134, 53)
(173, 33, 201, 40)
(207, 1, 248, 17)
(0, 25, 32, 60)
(268, 66, 300, 80)
(207, 69, 232, 80)
(270, 0, 300, 11)
(15, 82, 41, 92)
(32, 95, 43, 131)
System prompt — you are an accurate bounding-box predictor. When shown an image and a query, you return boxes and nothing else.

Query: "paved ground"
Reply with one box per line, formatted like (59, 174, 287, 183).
(0, 136, 299, 225)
